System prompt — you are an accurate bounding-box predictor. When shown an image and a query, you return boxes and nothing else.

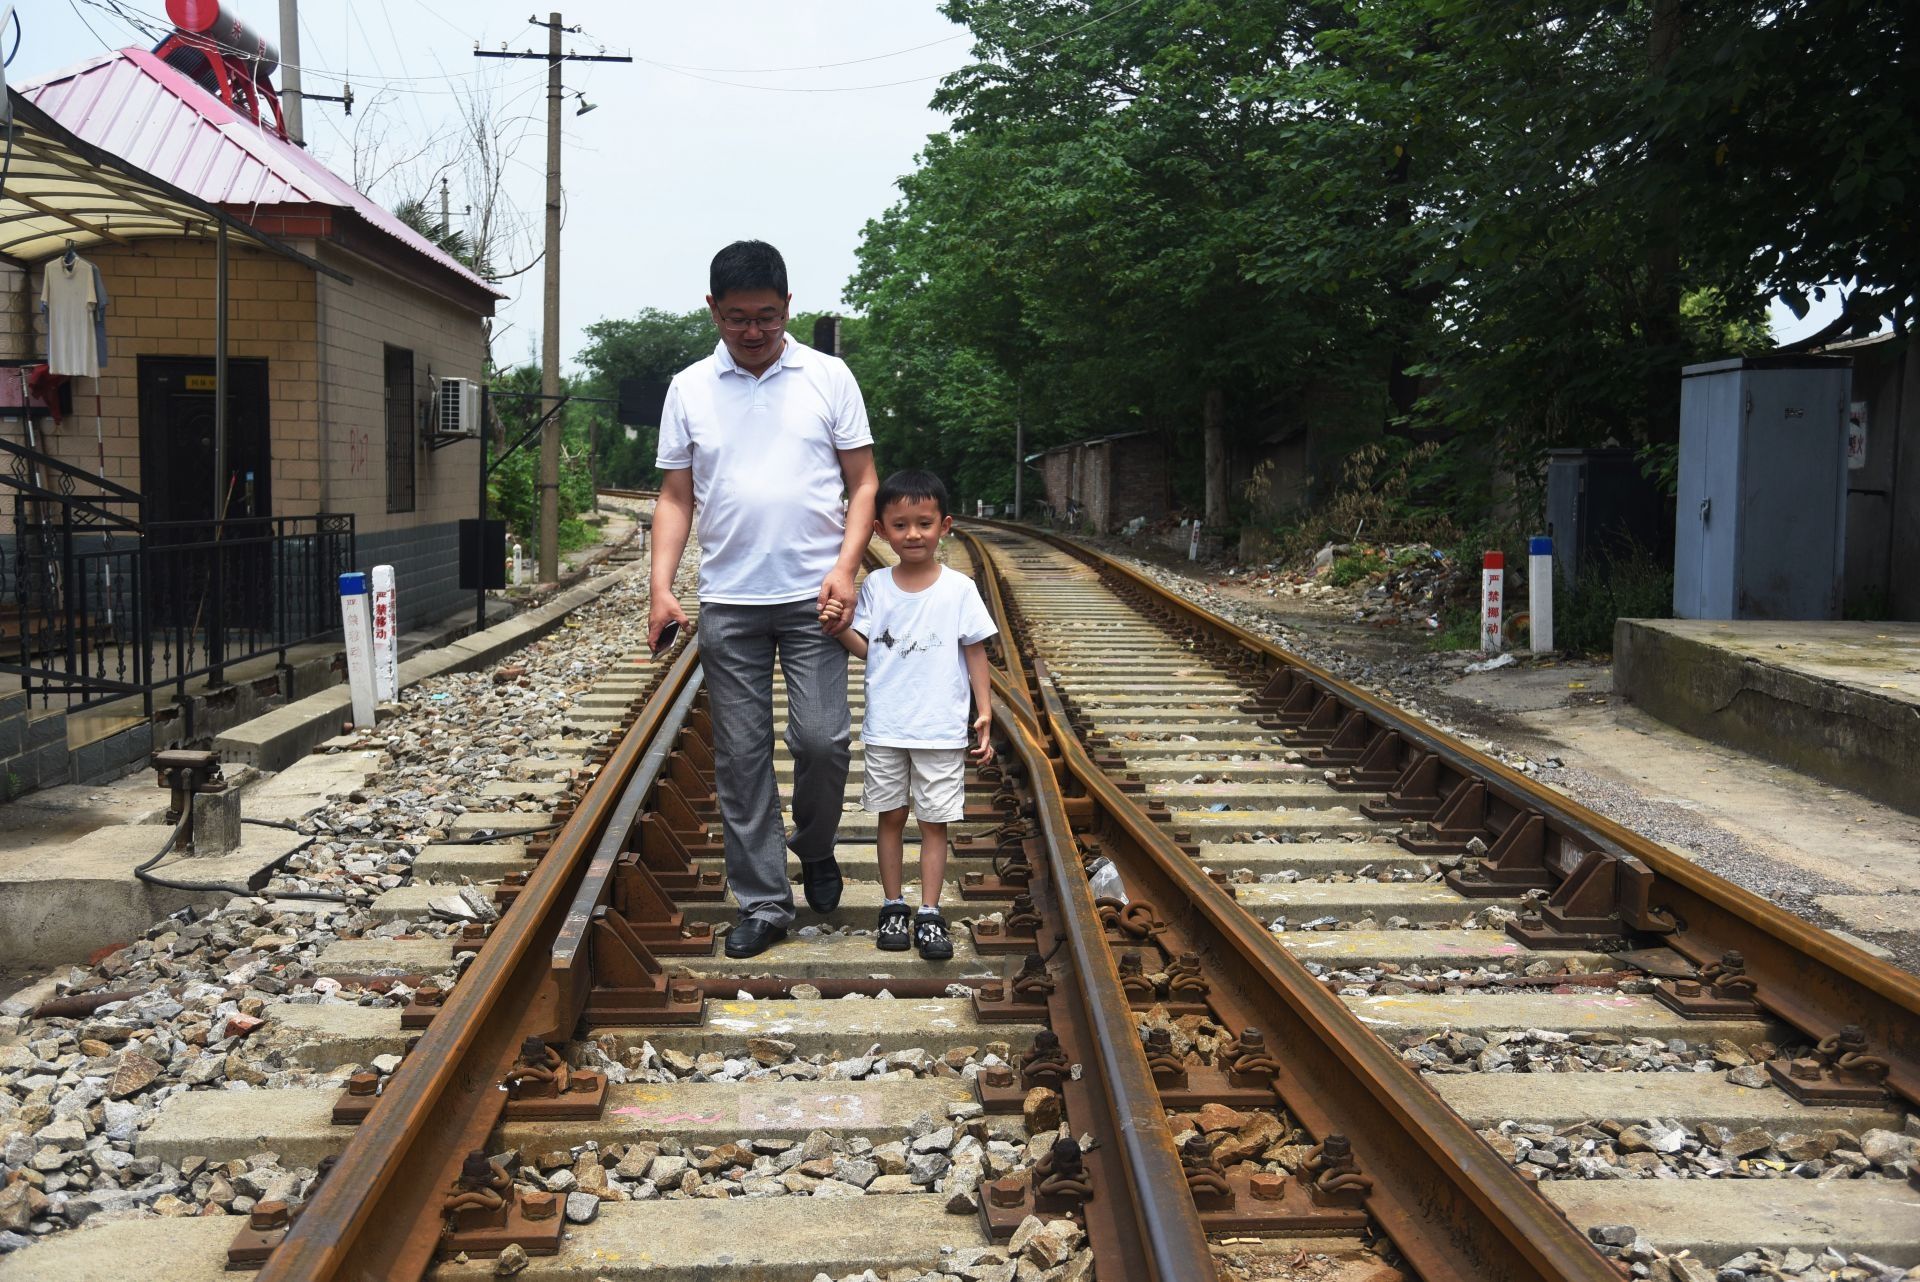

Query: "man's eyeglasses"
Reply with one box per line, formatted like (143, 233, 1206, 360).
(718, 312, 786, 333)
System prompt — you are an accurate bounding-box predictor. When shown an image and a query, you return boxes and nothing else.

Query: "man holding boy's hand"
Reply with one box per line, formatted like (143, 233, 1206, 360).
(648, 241, 878, 959)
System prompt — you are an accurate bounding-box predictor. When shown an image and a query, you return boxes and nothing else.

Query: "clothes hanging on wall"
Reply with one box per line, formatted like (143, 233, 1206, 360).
(39, 254, 105, 379)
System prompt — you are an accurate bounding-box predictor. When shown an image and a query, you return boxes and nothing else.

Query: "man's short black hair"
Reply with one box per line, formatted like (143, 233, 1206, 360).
(877, 468, 949, 519)
(710, 240, 788, 301)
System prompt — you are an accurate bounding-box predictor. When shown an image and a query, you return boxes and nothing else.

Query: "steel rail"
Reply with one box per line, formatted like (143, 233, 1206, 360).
(952, 533, 1213, 1280)
(974, 519, 1920, 1103)
(258, 638, 702, 1282)
(987, 672, 1215, 1282)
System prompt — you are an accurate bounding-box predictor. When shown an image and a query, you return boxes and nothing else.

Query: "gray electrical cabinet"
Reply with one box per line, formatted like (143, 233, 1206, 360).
(1673, 355, 1852, 619)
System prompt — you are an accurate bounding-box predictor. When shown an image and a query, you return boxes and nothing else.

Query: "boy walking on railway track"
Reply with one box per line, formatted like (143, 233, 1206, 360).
(824, 469, 996, 961)
(647, 240, 879, 960)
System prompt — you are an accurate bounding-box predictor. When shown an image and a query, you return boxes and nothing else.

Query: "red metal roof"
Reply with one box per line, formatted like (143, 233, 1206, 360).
(21, 47, 503, 298)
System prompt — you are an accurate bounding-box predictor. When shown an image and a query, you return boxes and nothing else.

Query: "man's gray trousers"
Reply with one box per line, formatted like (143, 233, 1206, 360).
(697, 600, 850, 928)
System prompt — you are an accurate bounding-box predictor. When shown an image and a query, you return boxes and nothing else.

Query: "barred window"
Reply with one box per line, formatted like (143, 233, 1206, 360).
(385, 346, 416, 513)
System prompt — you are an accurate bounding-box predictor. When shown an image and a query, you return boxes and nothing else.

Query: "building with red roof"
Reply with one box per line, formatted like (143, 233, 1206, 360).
(9, 39, 503, 633)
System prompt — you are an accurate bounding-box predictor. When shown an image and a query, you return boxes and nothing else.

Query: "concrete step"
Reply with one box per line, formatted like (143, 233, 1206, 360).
(682, 884, 1003, 932)
(447, 812, 556, 840)
(676, 931, 993, 979)
(1340, 992, 1777, 1045)
(0, 1197, 989, 1282)
(435, 1194, 987, 1281)
(1163, 808, 1382, 838)
(477, 779, 571, 801)
(136, 1078, 988, 1170)
(1544, 1178, 1920, 1268)
(1237, 882, 1517, 925)
(264, 998, 1039, 1069)
(314, 937, 468, 976)
(409, 841, 533, 882)
(1194, 843, 1433, 875)
(1430, 1070, 1905, 1134)
(1134, 781, 1368, 811)
(1281, 931, 1608, 971)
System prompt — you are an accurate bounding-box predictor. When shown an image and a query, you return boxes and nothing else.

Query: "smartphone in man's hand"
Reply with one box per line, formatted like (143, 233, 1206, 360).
(651, 620, 680, 656)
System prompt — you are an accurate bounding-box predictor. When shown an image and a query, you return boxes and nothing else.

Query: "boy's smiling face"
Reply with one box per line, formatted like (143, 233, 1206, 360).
(876, 496, 951, 565)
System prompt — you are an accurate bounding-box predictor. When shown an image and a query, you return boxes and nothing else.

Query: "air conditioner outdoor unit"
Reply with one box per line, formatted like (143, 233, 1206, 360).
(437, 377, 480, 437)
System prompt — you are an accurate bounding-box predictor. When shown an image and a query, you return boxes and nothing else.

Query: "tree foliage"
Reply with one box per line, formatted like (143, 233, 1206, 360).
(844, 0, 1912, 530)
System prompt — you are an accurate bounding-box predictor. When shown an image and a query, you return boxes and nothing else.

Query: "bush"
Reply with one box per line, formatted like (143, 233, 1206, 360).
(1328, 550, 1389, 586)
(1552, 550, 1673, 655)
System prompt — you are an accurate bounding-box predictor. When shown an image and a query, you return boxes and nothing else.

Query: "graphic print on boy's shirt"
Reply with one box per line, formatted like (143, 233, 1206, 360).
(851, 566, 996, 749)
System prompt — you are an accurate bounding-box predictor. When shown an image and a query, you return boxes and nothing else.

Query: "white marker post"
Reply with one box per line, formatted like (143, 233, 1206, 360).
(370, 564, 398, 703)
(512, 542, 523, 587)
(1188, 520, 1202, 561)
(338, 572, 377, 729)
(1527, 537, 1554, 653)
(1480, 551, 1505, 653)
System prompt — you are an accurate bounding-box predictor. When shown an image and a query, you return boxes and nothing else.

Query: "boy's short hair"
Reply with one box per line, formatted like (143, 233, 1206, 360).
(876, 469, 949, 519)
(710, 240, 788, 301)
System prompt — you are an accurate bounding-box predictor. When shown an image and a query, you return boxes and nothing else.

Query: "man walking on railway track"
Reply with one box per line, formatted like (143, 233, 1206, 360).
(647, 240, 879, 959)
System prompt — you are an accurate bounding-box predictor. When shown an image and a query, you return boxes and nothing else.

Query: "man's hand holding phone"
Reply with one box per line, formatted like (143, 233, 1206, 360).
(648, 592, 690, 657)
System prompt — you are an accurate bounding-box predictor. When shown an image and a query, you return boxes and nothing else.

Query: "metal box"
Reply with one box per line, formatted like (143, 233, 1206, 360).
(1545, 447, 1669, 587)
(1673, 356, 1852, 619)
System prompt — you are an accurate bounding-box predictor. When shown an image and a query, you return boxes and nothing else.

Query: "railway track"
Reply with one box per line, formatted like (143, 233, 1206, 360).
(7, 508, 1916, 1282)
(957, 521, 1920, 1281)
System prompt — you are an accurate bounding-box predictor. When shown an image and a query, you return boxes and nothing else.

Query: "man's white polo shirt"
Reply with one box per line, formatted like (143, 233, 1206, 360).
(655, 336, 872, 605)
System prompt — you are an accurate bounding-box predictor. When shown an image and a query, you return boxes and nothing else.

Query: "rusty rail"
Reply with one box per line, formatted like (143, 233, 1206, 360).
(986, 671, 1215, 1282)
(257, 637, 701, 1282)
(969, 519, 1920, 1105)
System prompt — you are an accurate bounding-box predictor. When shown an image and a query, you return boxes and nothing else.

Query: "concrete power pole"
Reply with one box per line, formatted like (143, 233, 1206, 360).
(277, 0, 303, 145)
(475, 17, 630, 584)
(537, 13, 563, 583)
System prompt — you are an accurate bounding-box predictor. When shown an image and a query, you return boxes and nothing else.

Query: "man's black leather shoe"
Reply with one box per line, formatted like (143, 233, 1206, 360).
(725, 918, 787, 959)
(801, 856, 844, 914)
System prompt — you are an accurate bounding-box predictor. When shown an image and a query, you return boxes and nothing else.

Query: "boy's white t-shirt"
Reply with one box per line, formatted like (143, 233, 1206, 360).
(852, 565, 998, 749)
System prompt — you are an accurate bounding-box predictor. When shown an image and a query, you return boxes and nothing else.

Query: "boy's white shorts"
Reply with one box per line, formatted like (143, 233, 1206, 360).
(861, 745, 968, 822)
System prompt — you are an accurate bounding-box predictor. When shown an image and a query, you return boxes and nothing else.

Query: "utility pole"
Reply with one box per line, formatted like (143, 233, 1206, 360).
(277, 0, 303, 145)
(440, 175, 450, 237)
(1013, 389, 1024, 521)
(476, 17, 631, 584)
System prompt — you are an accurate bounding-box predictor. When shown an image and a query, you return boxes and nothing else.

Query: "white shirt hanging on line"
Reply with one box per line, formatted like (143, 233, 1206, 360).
(40, 256, 104, 379)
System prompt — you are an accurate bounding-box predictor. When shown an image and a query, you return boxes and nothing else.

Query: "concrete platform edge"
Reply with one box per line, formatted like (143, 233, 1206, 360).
(1614, 618, 1920, 815)
(214, 561, 643, 772)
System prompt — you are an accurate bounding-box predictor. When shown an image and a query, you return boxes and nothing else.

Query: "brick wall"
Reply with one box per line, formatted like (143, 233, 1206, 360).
(1, 238, 318, 519)
(1108, 435, 1169, 529)
(1, 238, 487, 628)
(1036, 434, 1168, 534)
(314, 244, 486, 539)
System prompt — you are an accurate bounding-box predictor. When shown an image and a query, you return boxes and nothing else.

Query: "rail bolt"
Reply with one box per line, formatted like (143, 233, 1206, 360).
(1788, 1057, 1823, 1081)
(671, 983, 702, 1005)
(414, 984, 444, 1007)
(975, 920, 1003, 937)
(1674, 980, 1702, 997)
(520, 1189, 558, 1221)
(1248, 1172, 1286, 1201)
(982, 1065, 1015, 1088)
(987, 1177, 1026, 1209)
(249, 1200, 291, 1231)
(346, 1070, 380, 1097)
(981, 982, 1006, 1002)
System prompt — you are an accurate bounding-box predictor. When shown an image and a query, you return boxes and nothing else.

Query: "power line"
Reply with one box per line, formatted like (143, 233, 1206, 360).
(622, 31, 965, 76)
(629, 0, 1154, 96)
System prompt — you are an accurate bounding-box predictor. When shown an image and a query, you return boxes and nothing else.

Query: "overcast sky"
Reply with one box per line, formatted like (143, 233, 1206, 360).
(25, 0, 971, 370)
